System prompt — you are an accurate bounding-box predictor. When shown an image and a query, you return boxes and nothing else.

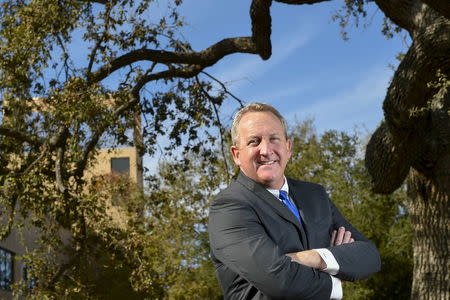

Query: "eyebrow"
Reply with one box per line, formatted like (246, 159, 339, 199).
(246, 133, 280, 140)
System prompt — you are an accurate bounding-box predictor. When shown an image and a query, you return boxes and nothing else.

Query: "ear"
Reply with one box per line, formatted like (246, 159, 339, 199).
(286, 139, 292, 159)
(230, 145, 241, 166)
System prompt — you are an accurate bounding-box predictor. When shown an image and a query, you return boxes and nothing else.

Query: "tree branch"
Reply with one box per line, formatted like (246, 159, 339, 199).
(86, 0, 115, 75)
(274, 0, 331, 4)
(73, 94, 140, 178)
(421, 0, 450, 20)
(365, 3, 450, 193)
(89, 37, 257, 83)
(251, 0, 272, 60)
(374, 0, 419, 32)
(365, 121, 418, 193)
(20, 147, 48, 175)
(201, 71, 245, 106)
(0, 126, 43, 147)
(55, 146, 67, 194)
(78, 0, 109, 4)
(45, 252, 81, 292)
(195, 76, 232, 182)
(382, 19, 450, 130)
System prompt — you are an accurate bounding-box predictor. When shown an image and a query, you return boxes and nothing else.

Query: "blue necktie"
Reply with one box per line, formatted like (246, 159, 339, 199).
(279, 190, 302, 224)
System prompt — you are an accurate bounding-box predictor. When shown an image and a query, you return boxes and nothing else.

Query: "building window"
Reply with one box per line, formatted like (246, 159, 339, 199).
(22, 265, 37, 290)
(111, 157, 130, 175)
(0, 247, 13, 291)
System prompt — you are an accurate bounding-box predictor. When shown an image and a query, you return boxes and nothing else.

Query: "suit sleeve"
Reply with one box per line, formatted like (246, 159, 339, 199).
(324, 189, 381, 282)
(209, 195, 333, 300)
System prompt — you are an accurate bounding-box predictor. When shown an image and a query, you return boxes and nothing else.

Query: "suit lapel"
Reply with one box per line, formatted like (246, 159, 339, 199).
(236, 173, 308, 247)
(287, 178, 312, 249)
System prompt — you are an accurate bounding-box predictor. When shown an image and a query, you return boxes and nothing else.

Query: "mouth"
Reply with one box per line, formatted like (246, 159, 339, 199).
(258, 160, 278, 166)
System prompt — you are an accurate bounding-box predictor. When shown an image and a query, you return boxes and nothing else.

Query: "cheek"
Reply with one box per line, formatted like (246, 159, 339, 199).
(237, 150, 252, 164)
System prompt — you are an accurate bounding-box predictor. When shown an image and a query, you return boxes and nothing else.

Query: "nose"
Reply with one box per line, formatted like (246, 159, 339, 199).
(259, 138, 272, 156)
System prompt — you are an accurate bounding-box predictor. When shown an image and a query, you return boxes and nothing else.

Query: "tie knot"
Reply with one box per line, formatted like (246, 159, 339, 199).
(279, 190, 288, 201)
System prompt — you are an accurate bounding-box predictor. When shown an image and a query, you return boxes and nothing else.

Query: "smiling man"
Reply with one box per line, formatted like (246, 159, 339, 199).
(208, 103, 381, 300)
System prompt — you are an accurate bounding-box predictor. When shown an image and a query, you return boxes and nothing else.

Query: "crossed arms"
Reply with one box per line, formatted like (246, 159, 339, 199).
(208, 182, 381, 299)
(286, 226, 355, 270)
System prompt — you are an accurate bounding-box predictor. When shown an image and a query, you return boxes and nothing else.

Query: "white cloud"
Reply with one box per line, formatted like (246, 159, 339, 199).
(287, 66, 392, 133)
(212, 24, 317, 92)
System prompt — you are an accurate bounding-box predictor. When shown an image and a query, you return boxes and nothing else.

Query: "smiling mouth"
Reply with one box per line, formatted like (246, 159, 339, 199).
(258, 160, 277, 165)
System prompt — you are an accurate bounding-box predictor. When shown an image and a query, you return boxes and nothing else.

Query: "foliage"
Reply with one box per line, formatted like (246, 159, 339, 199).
(285, 120, 413, 299)
(8, 157, 224, 299)
(130, 119, 413, 299)
(0, 0, 239, 297)
(331, 0, 402, 40)
(141, 156, 225, 300)
(0, 0, 427, 297)
(409, 70, 450, 117)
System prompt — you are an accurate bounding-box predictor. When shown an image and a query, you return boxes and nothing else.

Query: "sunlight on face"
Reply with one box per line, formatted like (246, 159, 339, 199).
(231, 111, 292, 189)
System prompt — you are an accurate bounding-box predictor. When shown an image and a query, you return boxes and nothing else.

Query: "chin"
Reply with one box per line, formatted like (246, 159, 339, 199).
(257, 174, 282, 187)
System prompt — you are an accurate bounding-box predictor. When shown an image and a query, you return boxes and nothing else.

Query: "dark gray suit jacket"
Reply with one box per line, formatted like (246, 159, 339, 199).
(208, 172, 380, 300)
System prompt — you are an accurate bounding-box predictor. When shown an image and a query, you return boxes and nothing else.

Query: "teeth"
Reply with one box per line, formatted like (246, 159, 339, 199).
(259, 161, 275, 165)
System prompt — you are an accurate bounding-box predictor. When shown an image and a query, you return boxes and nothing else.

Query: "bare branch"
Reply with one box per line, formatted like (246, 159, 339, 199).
(129, 65, 205, 96)
(89, 37, 257, 83)
(55, 34, 71, 81)
(251, 0, 272, 60)
(201, 71, 245, 106)
(275, 0, 331, 4)
(86, 1, 115, 75)
(195, 76, 232, 182)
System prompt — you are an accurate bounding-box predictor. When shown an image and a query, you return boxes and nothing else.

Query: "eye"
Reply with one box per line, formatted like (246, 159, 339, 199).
(270, 136, 280, 143)
(247, 138, 260, 146)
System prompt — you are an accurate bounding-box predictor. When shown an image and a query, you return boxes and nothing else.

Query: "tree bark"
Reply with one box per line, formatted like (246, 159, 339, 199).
(365, 1, 450, 299)
(407, 158, 450, 299)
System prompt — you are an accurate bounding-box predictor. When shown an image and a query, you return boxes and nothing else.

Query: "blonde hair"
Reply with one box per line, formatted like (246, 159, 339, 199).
(231, 102, 288, 146)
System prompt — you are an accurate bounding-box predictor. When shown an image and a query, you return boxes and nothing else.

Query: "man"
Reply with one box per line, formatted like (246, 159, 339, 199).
(208, 103, 381, 299)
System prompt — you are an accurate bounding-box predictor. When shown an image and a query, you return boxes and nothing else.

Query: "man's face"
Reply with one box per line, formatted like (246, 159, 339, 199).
(231, 111, 292, 189)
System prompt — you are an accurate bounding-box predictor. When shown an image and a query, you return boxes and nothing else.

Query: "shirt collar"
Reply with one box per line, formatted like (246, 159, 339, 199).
(266, 177, 289, 200)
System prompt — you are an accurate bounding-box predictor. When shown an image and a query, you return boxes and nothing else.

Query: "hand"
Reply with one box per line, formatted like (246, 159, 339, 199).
(330, 226, 355, 246)
(286, 250, 327, 270)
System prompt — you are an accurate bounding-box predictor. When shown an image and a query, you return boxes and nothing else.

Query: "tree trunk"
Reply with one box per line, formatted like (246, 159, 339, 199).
(364, 2, 450, 298)
(407, 154, 450, 299)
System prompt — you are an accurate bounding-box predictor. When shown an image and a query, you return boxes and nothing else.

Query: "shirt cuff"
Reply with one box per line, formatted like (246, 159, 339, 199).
(314, 248, 339, 275)
(330, 275, 343, 299)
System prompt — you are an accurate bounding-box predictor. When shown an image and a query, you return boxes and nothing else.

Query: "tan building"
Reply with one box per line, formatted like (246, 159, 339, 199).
(1, 96, 144, 298)
(0, 146, 143, 299)
(0, 228, 39, 299)
(87, 147, 143, 187)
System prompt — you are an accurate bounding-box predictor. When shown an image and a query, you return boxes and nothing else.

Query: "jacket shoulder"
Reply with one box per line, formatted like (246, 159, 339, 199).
(286, 177, 325, 192)
(212, 179, 249, 203)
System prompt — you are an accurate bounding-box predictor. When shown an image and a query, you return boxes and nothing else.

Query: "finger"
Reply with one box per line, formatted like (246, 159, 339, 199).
(342, 231, 352, 244)
(349, 238, 355, 243)
(330, 230, 337, 246)
(335, 227, 345, 245)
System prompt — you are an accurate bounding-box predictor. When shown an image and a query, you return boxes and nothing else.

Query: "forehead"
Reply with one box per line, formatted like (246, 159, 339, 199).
(238, 111, 284, 135)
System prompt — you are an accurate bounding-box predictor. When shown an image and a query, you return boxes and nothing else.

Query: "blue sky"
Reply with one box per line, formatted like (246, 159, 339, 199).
(168, 0, 409, 134)
(138, 1, 410, 173)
